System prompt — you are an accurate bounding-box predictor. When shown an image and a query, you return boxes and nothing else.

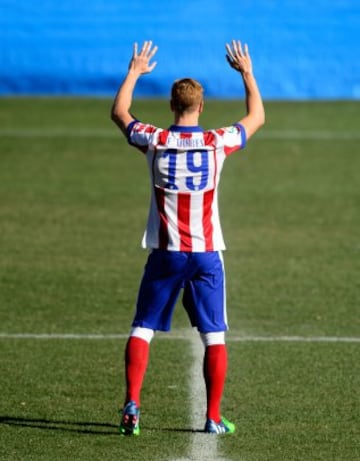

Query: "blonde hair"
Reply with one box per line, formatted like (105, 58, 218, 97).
(171, 78, 203, 114)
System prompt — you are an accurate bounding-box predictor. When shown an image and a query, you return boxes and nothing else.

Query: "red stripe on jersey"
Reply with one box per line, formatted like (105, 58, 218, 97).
(144, 125, 157, 134)
(203, 189, 215, 251)
(154, 187, 169, 250)
(158, 130, 169, 145)
(215, 128, 225, 136)
(180, 132, 192, 139)
(224, 145, 239, 156)
(177, 193, 192, 251)
(204, 131, 216, 146)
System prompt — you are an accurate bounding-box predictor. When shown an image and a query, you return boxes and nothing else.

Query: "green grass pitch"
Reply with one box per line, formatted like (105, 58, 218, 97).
(0, 98, 359, 460)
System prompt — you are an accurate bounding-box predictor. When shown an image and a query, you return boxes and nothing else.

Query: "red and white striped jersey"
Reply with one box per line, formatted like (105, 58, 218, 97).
(127, 121, 247, 252)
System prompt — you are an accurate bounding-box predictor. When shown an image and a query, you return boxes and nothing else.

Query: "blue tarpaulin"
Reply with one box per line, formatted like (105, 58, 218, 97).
(0, 1, 359, 99)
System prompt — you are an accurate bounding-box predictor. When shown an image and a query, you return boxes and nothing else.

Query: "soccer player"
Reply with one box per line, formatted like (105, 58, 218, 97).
(111, 39, 265, 435)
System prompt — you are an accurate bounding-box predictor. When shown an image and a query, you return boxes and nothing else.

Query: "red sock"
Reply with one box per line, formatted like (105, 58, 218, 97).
(203, 344, 228, 423)
(124, 336, 150, 407)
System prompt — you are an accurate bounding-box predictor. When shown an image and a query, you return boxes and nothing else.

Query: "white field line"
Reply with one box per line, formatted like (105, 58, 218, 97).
(0, 332, 359, 343)
(257, 130, 360, 141)
(0, 128, 359, 141)
(0, 333, 130, 339)
(173, 330, 230, 461)
(227, 335, 360, 343)
(0, 128, 119, 138)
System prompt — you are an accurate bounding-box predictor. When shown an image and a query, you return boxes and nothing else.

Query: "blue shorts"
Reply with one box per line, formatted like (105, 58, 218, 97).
(132, 249, 228, 333)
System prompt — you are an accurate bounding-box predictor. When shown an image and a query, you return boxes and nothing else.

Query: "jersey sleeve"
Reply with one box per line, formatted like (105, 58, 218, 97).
(214, 123, 247, 156)
(127, 120, 159, 154)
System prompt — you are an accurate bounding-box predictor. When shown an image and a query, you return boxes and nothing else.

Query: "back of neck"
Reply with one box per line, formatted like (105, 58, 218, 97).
(174, 113, 200, 126)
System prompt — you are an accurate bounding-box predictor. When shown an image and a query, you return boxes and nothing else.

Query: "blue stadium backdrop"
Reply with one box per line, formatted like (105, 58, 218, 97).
(0, 0, 359, 99)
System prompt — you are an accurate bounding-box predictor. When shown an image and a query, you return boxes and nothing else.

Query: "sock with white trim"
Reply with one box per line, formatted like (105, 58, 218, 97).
(124, 336, 150, 407)
(203, 344, 228, 423)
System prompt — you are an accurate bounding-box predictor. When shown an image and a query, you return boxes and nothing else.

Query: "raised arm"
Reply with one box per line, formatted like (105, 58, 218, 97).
(111, 41, 158, 136)
(225, 40, 265, 140)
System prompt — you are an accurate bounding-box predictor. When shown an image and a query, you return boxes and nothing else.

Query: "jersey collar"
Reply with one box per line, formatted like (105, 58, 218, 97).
(168, 125, 204, 133)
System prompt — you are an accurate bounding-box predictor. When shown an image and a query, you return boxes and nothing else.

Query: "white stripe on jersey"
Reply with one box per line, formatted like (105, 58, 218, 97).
(189, 192, 207, 252)
(164, 189, 181, 250)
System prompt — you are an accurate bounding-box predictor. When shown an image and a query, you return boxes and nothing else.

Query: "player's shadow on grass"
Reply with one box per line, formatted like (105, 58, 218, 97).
(0, 415, 201, 434)
(0, 415, 119, 435)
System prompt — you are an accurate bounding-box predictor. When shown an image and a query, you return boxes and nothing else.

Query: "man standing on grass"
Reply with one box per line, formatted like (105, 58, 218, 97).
(111, 39, 265, 435)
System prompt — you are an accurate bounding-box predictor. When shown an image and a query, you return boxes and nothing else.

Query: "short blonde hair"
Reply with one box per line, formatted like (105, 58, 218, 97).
(171, 78, 203, 114)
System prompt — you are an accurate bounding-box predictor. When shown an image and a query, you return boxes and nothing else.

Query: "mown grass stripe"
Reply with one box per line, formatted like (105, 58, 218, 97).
(0, 128, 359, 140)
(0, 333, 359, 343)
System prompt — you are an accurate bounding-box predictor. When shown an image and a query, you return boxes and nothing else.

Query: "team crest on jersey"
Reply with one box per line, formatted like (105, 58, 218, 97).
(227, 126, 238, 134)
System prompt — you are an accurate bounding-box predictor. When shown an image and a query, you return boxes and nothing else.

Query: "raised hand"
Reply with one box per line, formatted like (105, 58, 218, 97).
(129, 40, 158, 75)
(225, 40, 253, 75)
